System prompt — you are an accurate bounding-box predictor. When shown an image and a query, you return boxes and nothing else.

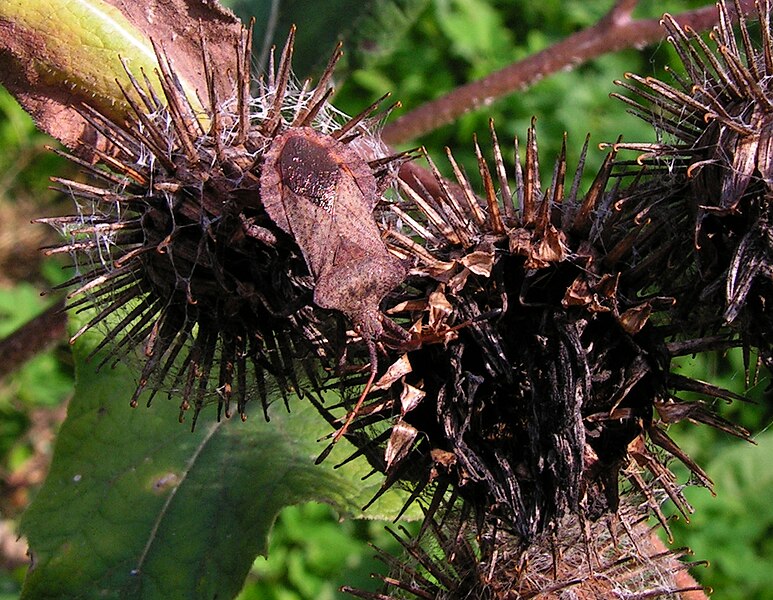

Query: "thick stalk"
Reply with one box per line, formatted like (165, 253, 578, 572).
(0, 300, 66, 379)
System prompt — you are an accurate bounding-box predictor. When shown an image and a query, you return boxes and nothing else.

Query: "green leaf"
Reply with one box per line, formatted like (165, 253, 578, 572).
(343, 0, 432, 71)
(0, 0, 244, 148)
(433, 0, 514, 70)
(0, 0, 163, 99)
(20, 325, 405, 599)
(227, 0, 377, 74)
(0, 0, 164, 131)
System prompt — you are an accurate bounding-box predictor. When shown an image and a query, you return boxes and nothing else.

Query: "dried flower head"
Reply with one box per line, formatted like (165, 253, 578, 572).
(343, 495, 705, 599)
(39, 25, 409, 427)
(316, 4, 771, 548)
(334, 2, 769, 593)
(612, 0, 773, 372)
(316, 115, 750, 547)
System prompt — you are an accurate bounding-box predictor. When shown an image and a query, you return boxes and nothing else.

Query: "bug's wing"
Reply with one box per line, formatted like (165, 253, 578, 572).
(260, 129, 340, 279)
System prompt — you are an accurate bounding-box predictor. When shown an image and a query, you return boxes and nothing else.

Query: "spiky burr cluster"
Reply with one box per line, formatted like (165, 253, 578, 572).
(329, 117, 752, 540)
(336, 1, 771, 596)
(613, 0, 773, 371)
(41, 1, 772, 598)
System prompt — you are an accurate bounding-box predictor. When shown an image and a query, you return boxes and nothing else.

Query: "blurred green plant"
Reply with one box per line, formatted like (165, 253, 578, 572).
(669, 429, 773, 599)
(0, 88, 62, 204)
(237, 503, 410, 600)
(0, 87, 73, 597)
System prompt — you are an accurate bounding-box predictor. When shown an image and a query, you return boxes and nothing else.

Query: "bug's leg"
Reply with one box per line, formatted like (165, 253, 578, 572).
(332, 336, 378, 443)
(381, 314, 411, 343)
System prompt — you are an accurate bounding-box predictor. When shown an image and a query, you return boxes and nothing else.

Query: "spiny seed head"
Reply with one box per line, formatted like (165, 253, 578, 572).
(612, 0, 773, 371)
(324, 3, 763, 549)
(317, 120, 709, 537)
(343, 496, 704, 599)
(324, 106, 751, 543)
(41, 26, 409, 426)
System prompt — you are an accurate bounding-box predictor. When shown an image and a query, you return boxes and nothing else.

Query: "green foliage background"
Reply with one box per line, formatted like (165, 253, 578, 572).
(0, 0, 771, 598)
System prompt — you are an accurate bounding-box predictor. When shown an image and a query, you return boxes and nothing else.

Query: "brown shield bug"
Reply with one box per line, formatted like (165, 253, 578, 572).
(260, 127, 407, 440)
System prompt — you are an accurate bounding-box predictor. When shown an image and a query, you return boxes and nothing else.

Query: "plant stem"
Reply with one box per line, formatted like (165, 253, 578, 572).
(382, 0, 757, 145)
(0, 299, 66, 379)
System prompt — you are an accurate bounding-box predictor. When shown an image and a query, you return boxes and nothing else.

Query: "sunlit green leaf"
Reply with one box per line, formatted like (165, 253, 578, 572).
(0, 0, 179, 122)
